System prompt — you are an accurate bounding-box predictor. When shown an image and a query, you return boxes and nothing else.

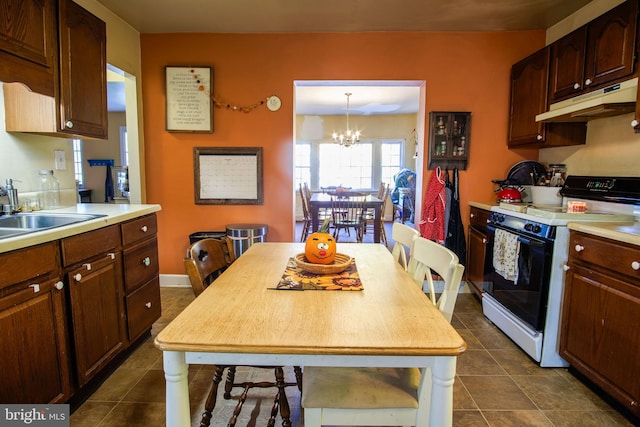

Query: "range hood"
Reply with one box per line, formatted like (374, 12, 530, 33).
(536, 77, 637, 122)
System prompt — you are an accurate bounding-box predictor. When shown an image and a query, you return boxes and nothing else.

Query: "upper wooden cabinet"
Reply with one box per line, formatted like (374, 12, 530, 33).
(2, 0, 108, 140)
(549, 0, 638, 102)
(508, 48, 586, 148)
(0, 0, 57, 97)
(57, 0, 108, 139)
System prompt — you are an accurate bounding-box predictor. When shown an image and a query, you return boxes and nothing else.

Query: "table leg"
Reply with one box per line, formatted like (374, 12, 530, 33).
(373, 206, 381, 243)
(311, 205, 320, 232)
(164, 351, 190, 427)
(428, 356, 456, 426)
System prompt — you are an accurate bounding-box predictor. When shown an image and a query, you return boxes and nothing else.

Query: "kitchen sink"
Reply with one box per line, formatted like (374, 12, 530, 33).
(0, 213, 106, 239)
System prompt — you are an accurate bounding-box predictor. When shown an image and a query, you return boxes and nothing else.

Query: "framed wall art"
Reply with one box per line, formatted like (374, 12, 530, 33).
(194, 147, 264, 205)
(165, 66, 213, 132)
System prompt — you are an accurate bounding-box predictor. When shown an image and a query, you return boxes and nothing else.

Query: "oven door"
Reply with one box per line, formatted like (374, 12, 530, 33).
(485, 225, 553, 331)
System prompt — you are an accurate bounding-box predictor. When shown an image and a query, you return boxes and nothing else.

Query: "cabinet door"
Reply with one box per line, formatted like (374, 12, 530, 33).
(0, 0, 56, 96)
(549, 28, 587, 102)
(428, 111, 470, 170)
(58, 0, 108, 139)
(561, 264, 640, 416)
(466, 226, 488, 298)
(508, 48, 550, 146)
(0, 278, 71, 403)
(67, 252, 126, 386)
(584, 0, 638, 89)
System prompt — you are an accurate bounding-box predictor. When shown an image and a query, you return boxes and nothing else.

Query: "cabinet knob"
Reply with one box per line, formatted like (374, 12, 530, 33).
(632, 119, 639, 128)
(562, 264, 570, 271)
(142, 257, 151, 267)
(482, 238, 487, 244)
(632, 261, 640, 271)
(29, 284, 40, 293)
(54, 281, 64, 290)
(107, 252, 115, 260)
(536, 134, 543, 141)
(83, 263, 92, 271)
(145, 302, 152, 309)
(573, 83, 580, 90)
(65, 120, 74, 129)
(584, 78, 592, 86)
(470, 213, 475, 218)
(141, 225, 148, 232)
(74, 273, 82, 282)
(574, 244, 584, 253)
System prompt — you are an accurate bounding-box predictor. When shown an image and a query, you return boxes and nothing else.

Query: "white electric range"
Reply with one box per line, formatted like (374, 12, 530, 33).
(482, 176, 638, 367)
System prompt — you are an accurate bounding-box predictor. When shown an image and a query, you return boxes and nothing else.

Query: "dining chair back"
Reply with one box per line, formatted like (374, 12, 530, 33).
(299, 183, 312, 242)
(184, 238, 302, 427)
(301, 237, 465, 427)
(408, 236, 466, 323)
(331, 193, 367, 242)
(390, 222, 420, 270)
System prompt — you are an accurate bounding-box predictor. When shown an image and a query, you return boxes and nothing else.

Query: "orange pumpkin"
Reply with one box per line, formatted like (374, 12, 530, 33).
(304, 219, 336, 264)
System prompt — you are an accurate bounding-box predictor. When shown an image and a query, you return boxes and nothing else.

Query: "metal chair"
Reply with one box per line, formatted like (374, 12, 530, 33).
(301, 237, 465, 427)
(184, 238, 302, 427)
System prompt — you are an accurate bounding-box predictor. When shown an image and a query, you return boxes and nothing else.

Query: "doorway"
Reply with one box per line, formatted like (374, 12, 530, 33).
(293, 80, 426, 233)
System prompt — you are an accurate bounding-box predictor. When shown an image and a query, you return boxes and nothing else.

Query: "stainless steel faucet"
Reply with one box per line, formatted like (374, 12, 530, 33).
(2, 178, 19, 214)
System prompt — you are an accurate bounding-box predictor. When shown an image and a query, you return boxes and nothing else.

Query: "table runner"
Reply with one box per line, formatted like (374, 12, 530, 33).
(275, 257, 363, 290)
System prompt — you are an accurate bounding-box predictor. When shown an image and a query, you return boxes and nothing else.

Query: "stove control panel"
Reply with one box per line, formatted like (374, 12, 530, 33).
(488, 212, 554, 240)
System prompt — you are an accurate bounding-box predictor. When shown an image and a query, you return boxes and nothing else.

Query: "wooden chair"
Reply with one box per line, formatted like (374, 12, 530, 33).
(390, 222, 420, 270)
(364, 184, 389, 244)
(184, 238, 303, 427)
(330, 193, 367, 242)
(301, 237, 465, 427)
(299, 184, 312, 242)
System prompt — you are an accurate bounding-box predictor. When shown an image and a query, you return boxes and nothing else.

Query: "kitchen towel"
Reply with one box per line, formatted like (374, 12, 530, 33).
(493, 228, 520, 283)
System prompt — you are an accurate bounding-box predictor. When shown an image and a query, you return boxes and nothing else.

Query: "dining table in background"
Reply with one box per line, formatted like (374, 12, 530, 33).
(155, 242, 466, 427)
(309, 193, 384, 242)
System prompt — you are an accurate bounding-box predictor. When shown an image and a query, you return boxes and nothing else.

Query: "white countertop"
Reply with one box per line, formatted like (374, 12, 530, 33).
(567, 221, 640, 247)
(0, 203, 161, 254)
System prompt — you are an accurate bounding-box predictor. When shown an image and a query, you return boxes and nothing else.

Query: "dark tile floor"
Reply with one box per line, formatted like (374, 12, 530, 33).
(69, 223, 637, 426)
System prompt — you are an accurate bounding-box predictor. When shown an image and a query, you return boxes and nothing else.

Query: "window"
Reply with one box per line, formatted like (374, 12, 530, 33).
(72, 139, 84, 187)
(296, 139, 404, 191)
(319, 143, 372, 189)
(294, 143, 311, 188)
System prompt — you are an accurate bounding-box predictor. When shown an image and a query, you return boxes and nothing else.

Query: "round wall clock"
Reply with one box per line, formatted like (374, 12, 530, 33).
(267, 95, 281, 111)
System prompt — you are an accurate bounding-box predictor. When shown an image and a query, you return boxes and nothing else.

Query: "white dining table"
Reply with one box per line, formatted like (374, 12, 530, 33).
(155, 242, 466, 426)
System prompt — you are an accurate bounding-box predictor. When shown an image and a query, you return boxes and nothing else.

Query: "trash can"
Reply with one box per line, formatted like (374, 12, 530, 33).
(226, 223, 268, 257)
(189, 231, 227, 245)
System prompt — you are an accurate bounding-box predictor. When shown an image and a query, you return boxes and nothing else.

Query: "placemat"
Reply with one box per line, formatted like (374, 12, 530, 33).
(275, 257, 363, 290)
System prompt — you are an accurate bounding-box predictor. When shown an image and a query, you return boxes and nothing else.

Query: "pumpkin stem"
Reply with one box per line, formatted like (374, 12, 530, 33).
(320, 218, 331, 233)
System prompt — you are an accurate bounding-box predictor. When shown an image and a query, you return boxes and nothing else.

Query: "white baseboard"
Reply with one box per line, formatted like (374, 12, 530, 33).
(160, 274, 191, 288)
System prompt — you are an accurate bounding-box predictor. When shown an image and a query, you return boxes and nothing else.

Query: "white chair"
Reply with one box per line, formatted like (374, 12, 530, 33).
(301, 237, 465, 427)
(391, 222, 420, 270)
(408, 236, 465, 323)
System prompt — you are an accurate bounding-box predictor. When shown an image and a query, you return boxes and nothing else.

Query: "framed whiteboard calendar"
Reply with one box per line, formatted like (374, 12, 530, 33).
(194, 147, 263, 205)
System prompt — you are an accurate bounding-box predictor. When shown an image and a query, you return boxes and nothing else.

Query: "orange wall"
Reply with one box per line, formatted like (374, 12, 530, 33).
(141, 31, 542, 274)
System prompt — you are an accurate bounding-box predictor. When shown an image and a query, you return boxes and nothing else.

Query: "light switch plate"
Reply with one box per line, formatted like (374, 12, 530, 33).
(54, 149, 66, 170)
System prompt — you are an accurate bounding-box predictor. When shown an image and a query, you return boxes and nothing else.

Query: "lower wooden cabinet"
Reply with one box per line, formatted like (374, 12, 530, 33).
(0, 242, 72, 403)
(466, 206, 490, 297)
(0, 213, 161, 403)
(561, 231, 640, 418)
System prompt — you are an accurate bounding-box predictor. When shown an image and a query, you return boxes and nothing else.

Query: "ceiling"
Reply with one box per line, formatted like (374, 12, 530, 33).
(101, 0, 593, 114)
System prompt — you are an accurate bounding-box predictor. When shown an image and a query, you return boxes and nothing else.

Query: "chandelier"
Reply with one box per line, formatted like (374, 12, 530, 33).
(332, 92, 361, 147)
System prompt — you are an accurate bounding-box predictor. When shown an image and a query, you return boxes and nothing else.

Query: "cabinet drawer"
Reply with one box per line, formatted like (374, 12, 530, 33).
(121, 214, 157, 246)
(61, 225, 120, 266)
(123, 238, 159, 292)
(469, 207, 490, 230)
(126, 277, 161, 341)
(0, 242, 59, 290)
(569, 232, 640, 281)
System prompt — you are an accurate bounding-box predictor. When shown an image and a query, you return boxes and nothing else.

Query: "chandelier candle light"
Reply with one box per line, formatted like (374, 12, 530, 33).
(332, 92, 361, 147)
